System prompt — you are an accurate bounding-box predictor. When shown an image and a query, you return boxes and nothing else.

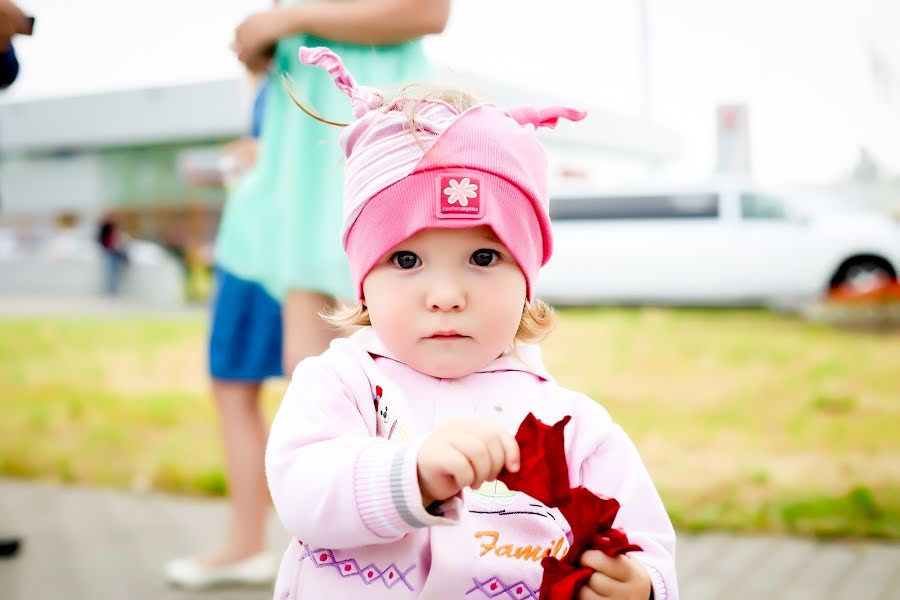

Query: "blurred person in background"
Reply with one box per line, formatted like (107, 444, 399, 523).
(165, 0, 450, 589)
(96, 213, 129, 296)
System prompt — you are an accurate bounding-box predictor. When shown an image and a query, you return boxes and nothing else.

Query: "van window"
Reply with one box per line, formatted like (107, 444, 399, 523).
(740, 192, 789, 220)
(550, 194, 720, 220)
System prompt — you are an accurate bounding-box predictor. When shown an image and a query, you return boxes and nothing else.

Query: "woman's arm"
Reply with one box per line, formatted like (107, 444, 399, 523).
(233, 0, 449, 71)
(285, 0, 450, 45)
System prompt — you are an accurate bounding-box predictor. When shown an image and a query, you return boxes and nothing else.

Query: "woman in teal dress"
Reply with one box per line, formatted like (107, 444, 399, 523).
(165, 0, 449, 588)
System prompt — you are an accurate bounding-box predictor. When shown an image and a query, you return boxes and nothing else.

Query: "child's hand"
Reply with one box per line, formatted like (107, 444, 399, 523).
(417, 419, 520, 507)
(577, 550, 652, 600)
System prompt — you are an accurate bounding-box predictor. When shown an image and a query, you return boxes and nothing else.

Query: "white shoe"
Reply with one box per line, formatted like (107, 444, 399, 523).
(165, 552, 277, 589)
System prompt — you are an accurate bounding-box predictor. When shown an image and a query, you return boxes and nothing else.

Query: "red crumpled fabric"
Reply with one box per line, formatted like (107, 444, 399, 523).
(538, 558, 594, 599)
(499, 413, 573, 507)
(498, 413, 642, 600)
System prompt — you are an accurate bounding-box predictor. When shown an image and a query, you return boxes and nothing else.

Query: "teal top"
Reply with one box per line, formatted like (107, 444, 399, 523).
(215, 31, 430, 301)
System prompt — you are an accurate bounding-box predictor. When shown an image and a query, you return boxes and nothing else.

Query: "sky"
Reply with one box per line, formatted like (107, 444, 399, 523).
(4, 0, 900, 184)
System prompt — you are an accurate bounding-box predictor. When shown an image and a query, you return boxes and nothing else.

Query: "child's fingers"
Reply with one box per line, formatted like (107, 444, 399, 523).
(484, 436, 506, 481)
(578, 571, 621, 598)
(439, 446, 476, 490)
(576, 588, 603, 600)
(498, 430, 520, 472)
(469, 424, 518, 474)
(448, 435, 492, 487)
(579, 550, 633, 583)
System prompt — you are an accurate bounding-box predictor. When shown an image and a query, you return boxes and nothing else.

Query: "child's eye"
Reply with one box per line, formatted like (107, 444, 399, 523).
(470, 249, 499, 267)
(391, 251, 421, 270)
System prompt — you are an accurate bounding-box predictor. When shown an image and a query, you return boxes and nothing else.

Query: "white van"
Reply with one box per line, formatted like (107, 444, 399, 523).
(537, 181, 900, 307)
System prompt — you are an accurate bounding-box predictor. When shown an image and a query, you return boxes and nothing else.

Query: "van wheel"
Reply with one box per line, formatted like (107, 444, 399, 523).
(829, 255, 896, 292)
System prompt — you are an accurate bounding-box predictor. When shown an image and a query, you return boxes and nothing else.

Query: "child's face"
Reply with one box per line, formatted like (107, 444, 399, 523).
(362, 226, 526, 379)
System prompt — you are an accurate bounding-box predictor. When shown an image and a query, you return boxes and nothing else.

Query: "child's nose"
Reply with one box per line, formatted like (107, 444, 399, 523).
(426, 274, 467, 312)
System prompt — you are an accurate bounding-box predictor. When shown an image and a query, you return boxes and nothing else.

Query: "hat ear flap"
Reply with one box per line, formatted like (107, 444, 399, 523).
(300, 46, 384, 118)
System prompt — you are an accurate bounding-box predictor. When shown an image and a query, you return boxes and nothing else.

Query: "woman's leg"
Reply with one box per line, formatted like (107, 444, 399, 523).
(281, 289, 342, 374)
(200, 379, 270, 566)
(167, 267, 281, 587)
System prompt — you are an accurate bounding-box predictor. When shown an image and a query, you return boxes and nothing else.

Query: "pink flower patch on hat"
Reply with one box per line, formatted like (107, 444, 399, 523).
(437, 175, 482, 219)
(444, 177, 478, 206)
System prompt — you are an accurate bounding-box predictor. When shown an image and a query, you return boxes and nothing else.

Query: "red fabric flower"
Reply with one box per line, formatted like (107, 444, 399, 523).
(499, 413, 643, 600)
(498, 413, 572, 507)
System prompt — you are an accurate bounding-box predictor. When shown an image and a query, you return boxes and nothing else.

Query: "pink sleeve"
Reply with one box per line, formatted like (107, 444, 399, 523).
(265, 357, 457, 550)
(577, 425, 679, 600)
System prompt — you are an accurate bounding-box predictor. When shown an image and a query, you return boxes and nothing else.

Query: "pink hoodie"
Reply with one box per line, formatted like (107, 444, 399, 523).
(266, 327, 678, 599)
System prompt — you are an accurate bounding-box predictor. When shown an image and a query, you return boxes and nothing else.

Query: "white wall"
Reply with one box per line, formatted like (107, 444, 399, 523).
(0, 79, 251, 154)
(0, 154, 104, 216)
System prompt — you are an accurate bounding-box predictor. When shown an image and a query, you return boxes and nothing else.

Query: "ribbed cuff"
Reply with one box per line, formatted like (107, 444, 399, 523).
(354, 439, 459, 539)
(633, 557, 671, 600)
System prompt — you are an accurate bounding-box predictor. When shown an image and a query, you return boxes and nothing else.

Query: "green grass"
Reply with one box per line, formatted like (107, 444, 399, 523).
(1, 308, 898, 539)
(0, 318, 285, 495)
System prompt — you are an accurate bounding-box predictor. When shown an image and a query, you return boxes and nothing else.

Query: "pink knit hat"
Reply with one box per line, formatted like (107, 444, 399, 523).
(300, 47, 586, 300)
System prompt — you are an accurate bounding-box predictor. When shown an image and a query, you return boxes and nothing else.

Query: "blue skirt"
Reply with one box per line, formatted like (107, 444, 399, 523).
(208, 267, 283, 381)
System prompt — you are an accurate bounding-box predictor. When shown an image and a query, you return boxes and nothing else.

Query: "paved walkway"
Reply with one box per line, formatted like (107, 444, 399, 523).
(1, 480, 898, 599)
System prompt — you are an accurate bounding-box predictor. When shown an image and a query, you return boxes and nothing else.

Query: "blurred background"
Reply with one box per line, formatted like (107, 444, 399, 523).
(3, 0, 899, 306)
(1, 0, 899, 598)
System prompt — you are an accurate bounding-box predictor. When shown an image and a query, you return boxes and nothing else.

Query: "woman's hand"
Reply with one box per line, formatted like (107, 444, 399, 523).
(577, 551, 652, 600)
(232, 8, 290, 74)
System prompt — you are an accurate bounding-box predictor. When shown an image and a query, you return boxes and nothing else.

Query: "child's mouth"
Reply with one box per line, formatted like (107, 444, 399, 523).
(428, 331, 467, 339)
